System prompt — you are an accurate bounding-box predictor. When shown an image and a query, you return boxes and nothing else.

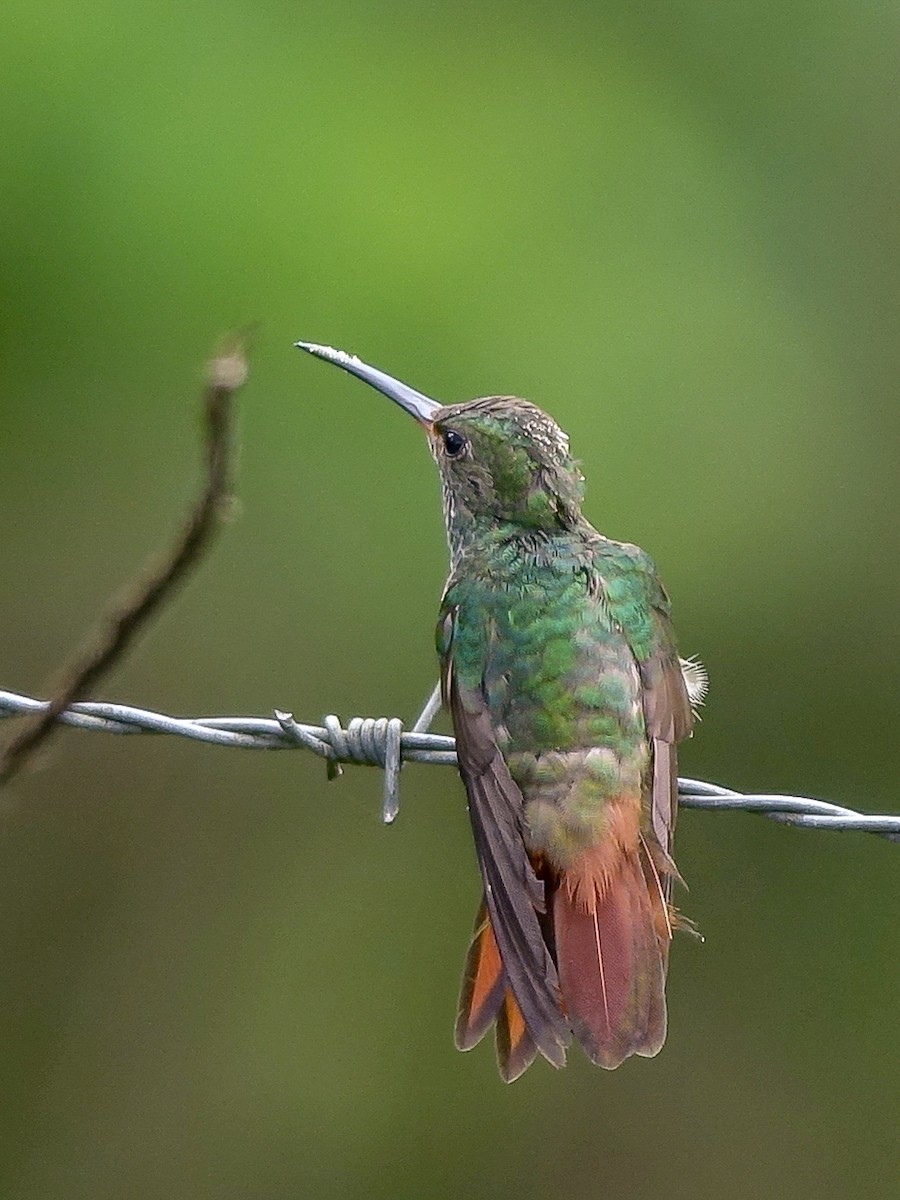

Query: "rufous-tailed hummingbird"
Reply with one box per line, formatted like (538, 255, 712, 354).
(296, 341, 705, 1081)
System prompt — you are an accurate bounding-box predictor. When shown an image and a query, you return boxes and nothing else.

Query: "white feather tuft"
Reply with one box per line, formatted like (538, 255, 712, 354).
(680, 655, 709, 715)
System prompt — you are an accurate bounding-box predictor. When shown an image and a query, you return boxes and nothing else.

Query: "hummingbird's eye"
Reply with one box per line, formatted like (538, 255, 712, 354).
(442, 429, 467, 457)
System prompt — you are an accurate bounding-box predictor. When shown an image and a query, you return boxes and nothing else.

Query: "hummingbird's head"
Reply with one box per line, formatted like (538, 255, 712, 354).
(426, 396, 584, 533)
(295, 342, 585, 556)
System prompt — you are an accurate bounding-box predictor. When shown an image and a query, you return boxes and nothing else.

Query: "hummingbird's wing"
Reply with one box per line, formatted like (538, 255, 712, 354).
(437, 597, 570, 1073)
(592, 541, 694, 876)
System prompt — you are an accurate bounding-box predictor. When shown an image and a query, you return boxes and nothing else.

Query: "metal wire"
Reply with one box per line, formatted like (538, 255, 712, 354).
(1, 686, 897, 840)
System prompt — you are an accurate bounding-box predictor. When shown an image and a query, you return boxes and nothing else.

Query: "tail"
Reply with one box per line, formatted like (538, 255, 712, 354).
(552, 846, 670, 1070)
(455, 845, 677, 1077)
(454, 900, 541, 1082)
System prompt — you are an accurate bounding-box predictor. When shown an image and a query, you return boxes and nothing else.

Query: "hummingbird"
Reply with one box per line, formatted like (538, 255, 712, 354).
(296, 341, 706, 1081)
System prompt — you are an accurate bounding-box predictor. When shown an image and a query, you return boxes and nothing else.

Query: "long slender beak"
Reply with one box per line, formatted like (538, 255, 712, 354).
(294, 341, 442, 425)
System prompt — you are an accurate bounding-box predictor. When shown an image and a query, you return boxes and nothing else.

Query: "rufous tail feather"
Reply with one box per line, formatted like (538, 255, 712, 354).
(455, 900, 543, 1082)
(455, 899, 505, 1052)
(553, 850, 668, 1069)
(494, 988, 538, 1082)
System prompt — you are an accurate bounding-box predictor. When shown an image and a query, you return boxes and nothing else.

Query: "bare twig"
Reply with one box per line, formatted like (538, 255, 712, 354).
(0, 335, 249, 786)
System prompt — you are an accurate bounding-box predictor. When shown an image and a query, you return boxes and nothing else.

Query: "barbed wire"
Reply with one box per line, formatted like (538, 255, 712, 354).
(2, 686, 897, 842)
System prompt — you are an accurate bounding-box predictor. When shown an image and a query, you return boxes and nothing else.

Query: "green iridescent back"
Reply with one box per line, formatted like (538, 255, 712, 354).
(440, 530, 673, 869)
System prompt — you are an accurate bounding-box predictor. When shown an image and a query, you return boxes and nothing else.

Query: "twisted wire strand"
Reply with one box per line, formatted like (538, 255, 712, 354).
(1, 687, 897, 840)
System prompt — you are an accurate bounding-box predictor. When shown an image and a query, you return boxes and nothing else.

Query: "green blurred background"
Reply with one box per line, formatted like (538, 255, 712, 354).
(2, 2, 898, 1197)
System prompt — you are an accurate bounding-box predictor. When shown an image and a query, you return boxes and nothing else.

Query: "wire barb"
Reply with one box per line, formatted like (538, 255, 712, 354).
(0, 687, 896, 840)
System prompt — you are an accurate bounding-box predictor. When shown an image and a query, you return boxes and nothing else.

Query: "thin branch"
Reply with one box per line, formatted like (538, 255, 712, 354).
(0, 335, 249, 786)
